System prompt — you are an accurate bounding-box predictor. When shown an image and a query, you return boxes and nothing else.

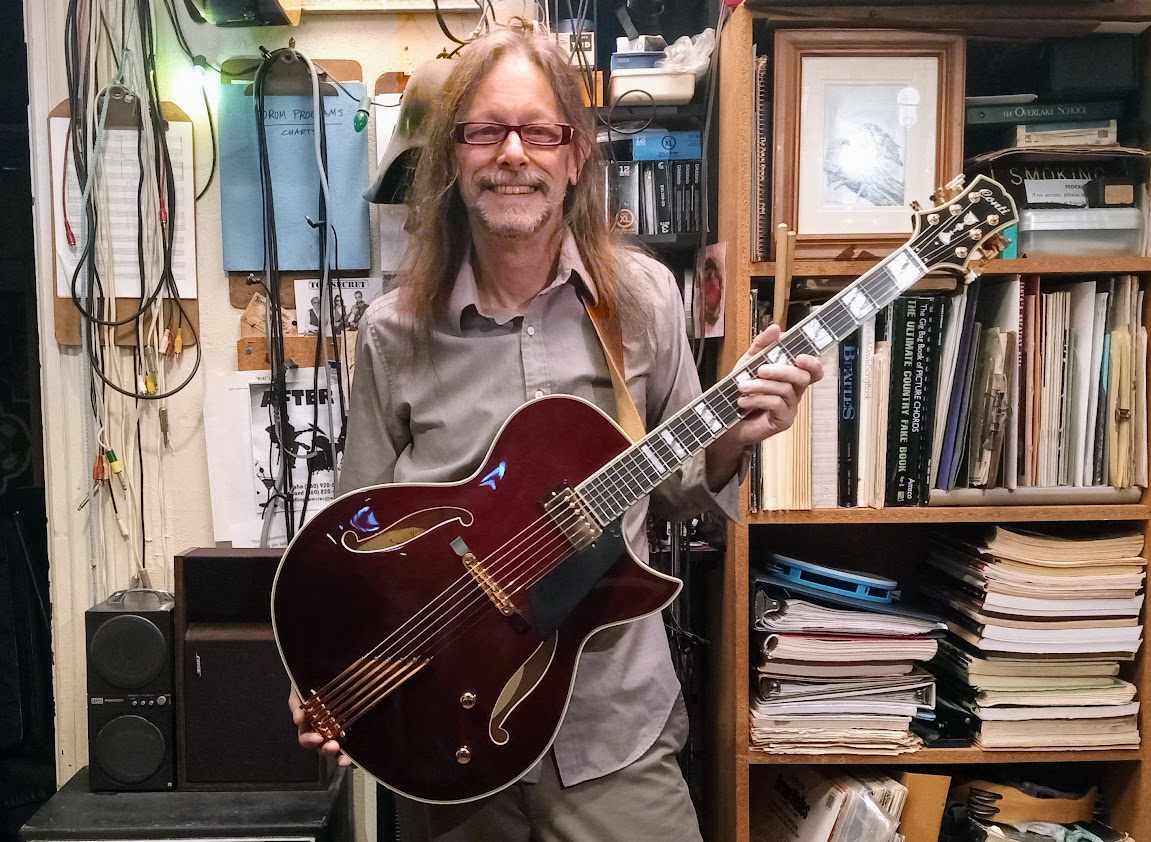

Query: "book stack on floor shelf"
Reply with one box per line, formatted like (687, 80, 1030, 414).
(749, 557, 941, 755)
(923, 524, 1144, 751)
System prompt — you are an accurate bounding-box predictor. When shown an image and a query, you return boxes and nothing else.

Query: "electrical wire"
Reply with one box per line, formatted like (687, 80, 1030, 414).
(194, 82, 215, 200)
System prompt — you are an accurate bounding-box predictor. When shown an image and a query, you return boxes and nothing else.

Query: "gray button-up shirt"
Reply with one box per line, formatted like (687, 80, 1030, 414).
(338, 231, 738, 786)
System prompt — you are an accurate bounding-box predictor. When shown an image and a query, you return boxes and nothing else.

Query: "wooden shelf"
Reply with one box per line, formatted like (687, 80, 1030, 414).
(749, 747, 1143, 765)
(748, 504, 1150, 525)
(710, 8, 1151, 841)
(750, 256, 1151, 278)
(632, 232, 700, 251)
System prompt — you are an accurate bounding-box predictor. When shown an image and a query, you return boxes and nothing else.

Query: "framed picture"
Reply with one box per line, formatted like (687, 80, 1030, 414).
(771, 30, 965, 260)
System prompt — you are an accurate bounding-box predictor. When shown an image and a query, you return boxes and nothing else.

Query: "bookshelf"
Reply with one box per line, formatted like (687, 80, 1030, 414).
(710, 7, 1151, 841)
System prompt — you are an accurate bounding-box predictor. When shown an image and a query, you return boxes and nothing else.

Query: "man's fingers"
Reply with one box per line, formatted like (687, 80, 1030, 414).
(752, 324, 780, 349)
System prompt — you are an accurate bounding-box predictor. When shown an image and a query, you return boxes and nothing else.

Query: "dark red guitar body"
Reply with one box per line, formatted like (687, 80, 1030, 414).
(271, 395, 681, 804)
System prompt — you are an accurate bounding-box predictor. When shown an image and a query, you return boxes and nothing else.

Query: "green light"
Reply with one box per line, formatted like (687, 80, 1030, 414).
(353, 109, 368, 133)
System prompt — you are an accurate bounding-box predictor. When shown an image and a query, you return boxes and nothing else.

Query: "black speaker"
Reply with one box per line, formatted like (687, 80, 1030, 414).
(85, 591, 175, 792)
(175, 549, 326, 790)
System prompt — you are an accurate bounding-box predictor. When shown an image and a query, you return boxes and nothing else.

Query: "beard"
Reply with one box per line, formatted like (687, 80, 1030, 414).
(474, 198, 555, 237)
(468, 172, 561, 238)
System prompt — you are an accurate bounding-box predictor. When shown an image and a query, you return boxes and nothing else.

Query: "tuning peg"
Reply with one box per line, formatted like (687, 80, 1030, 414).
(983, 233, 1010, 257)
(910, 200, 922, 212)
(931, 174, 968, 206)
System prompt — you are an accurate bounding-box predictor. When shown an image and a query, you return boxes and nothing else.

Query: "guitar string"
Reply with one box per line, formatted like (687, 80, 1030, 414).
(314, 195, 999, 723)
(315, 201, 994, 724)
(318, 385, 749, 723)
(317, 405, 728, 721)
(311, 193, 1004, 724)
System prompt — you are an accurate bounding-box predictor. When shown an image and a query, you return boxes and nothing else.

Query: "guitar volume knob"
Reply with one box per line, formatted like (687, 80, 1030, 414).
(460, 691, 476, 709)
(456, 746, 472, 765)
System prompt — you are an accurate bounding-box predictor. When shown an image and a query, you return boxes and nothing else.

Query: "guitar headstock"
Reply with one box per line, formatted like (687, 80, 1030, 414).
(907, 174, 1019, 281)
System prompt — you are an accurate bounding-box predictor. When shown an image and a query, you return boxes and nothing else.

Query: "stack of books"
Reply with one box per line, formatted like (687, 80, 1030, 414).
(603, 128, 702, 237)
(966, 98, 1125, 151)
(750, 561, 942, 755)
(924, 524, 1145, 751)
(749, 274, 1149, 511)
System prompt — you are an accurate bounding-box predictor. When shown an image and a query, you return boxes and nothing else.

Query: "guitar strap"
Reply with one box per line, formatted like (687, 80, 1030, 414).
(582, 298, 646, 443)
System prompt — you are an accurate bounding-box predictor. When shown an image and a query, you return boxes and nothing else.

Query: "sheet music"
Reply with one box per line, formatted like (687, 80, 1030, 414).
(50, 116, 198, 299)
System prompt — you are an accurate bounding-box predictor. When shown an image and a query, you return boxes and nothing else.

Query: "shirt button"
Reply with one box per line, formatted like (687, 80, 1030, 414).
(526, 326, 536, 336)
(535, 389, 546, 398)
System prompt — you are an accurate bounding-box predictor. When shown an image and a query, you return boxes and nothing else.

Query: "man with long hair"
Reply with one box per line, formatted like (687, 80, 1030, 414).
(290, 21, 821, 841)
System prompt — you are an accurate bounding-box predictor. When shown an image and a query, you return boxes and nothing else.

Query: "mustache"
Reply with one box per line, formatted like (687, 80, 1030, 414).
(477, 173, 548, 191)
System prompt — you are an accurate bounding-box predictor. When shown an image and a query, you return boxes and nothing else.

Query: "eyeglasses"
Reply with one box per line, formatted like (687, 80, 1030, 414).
(453, 122, 575, 147)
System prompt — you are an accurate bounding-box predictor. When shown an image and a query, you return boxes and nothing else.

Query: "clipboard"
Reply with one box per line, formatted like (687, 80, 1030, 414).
(220, 55, 369, 302)
(49, 95, 200, 347)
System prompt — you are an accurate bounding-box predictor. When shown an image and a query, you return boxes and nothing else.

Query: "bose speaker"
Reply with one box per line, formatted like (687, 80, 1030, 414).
(175, 548, 326, 790)
(85, 590, 175, 792)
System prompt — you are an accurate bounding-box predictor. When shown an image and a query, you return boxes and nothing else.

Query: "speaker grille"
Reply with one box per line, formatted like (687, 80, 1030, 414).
(90, 615, 167, 689)
(93, 714, 166, 784)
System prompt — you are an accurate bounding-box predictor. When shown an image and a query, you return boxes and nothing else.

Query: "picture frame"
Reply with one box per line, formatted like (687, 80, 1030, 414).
(771, 29, 965, 261)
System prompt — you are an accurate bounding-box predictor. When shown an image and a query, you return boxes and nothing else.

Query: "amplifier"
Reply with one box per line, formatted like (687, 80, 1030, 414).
(175, 549, 326, 790)
(85, 591, 175, 792)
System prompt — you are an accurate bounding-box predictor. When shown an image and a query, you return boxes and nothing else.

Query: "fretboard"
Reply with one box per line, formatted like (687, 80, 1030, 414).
(576, 246, 928, 526)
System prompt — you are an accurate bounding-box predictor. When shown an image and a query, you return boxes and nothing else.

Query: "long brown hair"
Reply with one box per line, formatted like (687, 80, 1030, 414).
(397, 21, 630, 337)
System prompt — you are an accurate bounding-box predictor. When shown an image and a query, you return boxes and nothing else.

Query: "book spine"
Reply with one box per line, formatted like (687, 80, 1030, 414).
(609, 161, 640, 234)
(641, 161, 656, 235)
(913, 298, 945, 504)
(654, 160, 673, 235)
(886, 298, 917, 506)
(691, 161, 702, 234)
(838, 329, 860, 507)
(965, 100, 1123, 126)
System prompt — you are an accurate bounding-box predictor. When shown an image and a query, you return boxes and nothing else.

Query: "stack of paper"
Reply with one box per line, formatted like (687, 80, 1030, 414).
(750, 593, 941, 755)
(751, 767, 908, 842)
(925, 525, 1145, 751)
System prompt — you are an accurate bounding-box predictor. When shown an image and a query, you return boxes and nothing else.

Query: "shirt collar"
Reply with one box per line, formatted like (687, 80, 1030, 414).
(447, 229, 599, 331)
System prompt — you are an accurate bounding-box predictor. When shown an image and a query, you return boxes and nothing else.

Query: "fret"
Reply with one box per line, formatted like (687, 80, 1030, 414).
(861, 268, 899, 307)
(624, 451, 659, 488)
(780, 331, 816, 359)
(641, 443, 666, 474)
(627, 449, 659, 484)
(660, 429, 688, 461)
(707, 387, 741, 424)
(840, 285, 876, 321)
(887, 248, 927, 290)
(617, 458, 648, 499)
(766, 343, 793, 364)
(675, 413, 710, 449)
(799, 316, 835, 353)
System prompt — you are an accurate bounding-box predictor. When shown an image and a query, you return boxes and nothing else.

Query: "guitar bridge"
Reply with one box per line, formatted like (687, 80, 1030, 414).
(461, 551, 517, 617)
(302, 690, 345, 740)
(543, 487, 602, 550)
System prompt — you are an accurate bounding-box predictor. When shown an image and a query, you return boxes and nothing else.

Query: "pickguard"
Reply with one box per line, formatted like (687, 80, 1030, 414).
(527, 520, 625, 637)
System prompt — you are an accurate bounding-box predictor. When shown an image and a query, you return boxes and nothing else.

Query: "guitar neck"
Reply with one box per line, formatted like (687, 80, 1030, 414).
(575, 246, 929, 526)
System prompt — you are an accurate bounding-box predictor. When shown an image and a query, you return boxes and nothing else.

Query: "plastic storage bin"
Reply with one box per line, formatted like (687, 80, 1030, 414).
(608, 67, 696, 106)
(1018, 207, 1144, 256)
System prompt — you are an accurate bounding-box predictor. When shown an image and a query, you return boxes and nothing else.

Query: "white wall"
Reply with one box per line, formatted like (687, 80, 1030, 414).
(24, 0, 527, 832)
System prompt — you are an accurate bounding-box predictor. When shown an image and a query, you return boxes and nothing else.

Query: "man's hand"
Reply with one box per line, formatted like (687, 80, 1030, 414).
(289, 687, 353, 767)
(706, 324, 824, 491)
